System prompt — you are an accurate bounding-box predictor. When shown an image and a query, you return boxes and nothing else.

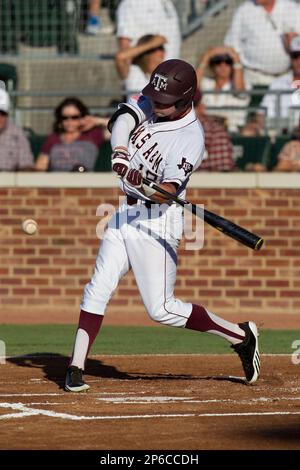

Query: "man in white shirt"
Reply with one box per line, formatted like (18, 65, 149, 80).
(224, 0, 300, 86)
(0, 89, 34, 171)
(116, 0, 181, 60)
(261, 35, 300, 128)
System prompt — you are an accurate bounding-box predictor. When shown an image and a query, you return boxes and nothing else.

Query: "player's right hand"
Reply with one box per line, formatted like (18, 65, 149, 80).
(111, 147, 130, 178)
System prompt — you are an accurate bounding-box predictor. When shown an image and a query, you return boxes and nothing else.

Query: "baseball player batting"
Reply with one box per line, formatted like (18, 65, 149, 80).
(65, 59, 260, 392)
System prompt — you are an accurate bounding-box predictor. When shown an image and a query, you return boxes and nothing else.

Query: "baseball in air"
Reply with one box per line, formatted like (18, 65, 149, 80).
(22, 219, 38, 235)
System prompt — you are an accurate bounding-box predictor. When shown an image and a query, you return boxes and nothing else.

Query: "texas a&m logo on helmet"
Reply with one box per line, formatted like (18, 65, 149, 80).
(151, 73, 168, 91)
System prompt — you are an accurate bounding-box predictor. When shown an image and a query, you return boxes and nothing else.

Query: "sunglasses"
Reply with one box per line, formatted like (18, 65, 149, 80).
(211, 58, 233, 66)
(0, 110, 8, 116)
(291, 52, 300, 60)
(61, 114, 81, 121)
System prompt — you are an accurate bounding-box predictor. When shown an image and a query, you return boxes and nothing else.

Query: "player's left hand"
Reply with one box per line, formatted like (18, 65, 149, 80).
(124, 169, 143, 188)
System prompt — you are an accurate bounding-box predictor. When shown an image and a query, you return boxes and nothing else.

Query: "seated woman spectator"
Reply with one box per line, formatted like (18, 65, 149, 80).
(193, 88, 235, 172)
(274, 124, 300, 171)
(115, 34, 166, 99)
(196, 45, 250, 133)
(35, 97, 109, 171)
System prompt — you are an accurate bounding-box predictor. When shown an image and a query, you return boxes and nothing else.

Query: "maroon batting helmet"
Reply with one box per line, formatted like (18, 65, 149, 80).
(142, 59, 197, 111)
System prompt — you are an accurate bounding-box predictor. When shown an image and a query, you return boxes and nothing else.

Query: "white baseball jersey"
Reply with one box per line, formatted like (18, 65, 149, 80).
(119, 94, 205, 200)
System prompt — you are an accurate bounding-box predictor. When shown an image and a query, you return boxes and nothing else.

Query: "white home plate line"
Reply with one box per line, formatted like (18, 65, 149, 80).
(95, 395, 300, 405)
(0, 412, 39, 420)
(1, 394, 299, 404)
(0, 403, 194, 421)
(27, 402, 76, 406)
(1, 403, 300, 421)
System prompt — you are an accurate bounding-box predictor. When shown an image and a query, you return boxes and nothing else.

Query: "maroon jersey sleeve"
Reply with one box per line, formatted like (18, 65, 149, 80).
(40, 134, 60, 154)
(82, 127, 105, 148)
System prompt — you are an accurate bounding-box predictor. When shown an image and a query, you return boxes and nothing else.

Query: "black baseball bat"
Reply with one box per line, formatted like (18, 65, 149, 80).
(142, 177, 264, 251)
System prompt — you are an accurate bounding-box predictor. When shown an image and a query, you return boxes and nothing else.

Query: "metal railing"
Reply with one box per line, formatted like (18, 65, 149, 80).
(173, 0, 229, 38)
(0, 0, 229, 57)
(6, 88, 300, 135)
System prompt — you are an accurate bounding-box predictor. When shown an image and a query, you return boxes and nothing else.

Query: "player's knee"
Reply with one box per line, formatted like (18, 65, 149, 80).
(147, 299, 176, 324)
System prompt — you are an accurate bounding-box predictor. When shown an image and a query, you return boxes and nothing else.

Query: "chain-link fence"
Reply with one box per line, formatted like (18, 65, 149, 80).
(0, 0, 299, 137)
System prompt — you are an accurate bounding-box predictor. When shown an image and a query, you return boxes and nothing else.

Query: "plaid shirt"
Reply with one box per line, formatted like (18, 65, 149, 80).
(0, 121, 34, 170)
(197, 115, 235, 171)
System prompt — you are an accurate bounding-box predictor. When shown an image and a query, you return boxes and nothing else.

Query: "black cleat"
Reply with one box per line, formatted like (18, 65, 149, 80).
(231, 321, 260, 384)
(65, 365, 90, 392)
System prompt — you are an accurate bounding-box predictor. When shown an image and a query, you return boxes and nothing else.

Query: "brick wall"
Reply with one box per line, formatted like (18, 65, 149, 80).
(0, 183, 299, 321)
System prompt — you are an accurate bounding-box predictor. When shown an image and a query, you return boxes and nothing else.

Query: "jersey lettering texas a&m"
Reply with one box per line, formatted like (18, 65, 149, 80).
(119, 94, 205, 200)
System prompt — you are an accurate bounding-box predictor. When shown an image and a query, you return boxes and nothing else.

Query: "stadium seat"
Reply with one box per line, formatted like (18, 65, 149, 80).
(94, 141, 112, 172)
(231, 135, 272, 170)
(26, 131, 46, 160)
(0, 63, 17, 91)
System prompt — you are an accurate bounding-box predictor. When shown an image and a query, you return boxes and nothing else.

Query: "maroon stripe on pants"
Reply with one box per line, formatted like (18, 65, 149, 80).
(185, 304, 244, 341)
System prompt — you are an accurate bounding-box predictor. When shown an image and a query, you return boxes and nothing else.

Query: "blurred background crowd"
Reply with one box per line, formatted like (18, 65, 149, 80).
(1, 0, 300, 172)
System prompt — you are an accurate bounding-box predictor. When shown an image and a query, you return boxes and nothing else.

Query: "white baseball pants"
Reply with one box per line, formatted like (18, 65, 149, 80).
(81, 200, 193, 327)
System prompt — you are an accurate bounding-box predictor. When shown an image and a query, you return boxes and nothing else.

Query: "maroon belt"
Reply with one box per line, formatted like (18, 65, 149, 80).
(126, 196, 156, 208)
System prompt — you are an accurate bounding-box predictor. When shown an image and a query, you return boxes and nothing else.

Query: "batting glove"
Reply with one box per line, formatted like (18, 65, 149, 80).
(124, 169, 143, 188)
(112, 148, 130, 178)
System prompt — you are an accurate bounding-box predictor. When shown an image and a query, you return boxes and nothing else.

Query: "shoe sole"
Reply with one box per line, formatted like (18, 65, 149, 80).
(247, 321, 260, 384)
(65, 383, 90, 393)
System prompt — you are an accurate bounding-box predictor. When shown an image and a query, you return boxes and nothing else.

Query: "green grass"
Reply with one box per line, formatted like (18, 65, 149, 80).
(0, 325, 299, 357)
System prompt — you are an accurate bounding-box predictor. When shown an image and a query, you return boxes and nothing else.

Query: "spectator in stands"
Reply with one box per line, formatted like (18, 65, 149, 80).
(196, 45, 249, 133)
(115, 34, 166, 98)
(274, 122, 300, 171)
(116, 0, 181, 60)
(224, 0, 300, 87)
(260, 36, 300, 128)
(86, 0, 102, 35)
(35, 97, 109, 171)
(0, 89, 34, 171)
(85, 0, 113, 35)
(240, 113, 265, 137)
(193, 89, 235, 171)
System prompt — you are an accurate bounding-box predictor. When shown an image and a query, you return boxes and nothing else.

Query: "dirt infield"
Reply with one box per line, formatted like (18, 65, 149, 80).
(0, 354, 299, 450)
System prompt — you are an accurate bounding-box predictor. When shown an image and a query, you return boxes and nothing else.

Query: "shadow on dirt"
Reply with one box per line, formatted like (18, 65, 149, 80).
(7, 353, 247, 389)
(7, 353, 132, 390)
(239, 423, 300, 444)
